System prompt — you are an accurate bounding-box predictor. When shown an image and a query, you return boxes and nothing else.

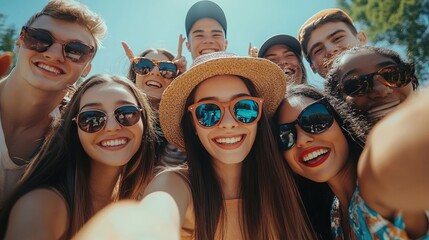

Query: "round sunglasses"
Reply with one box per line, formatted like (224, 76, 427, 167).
(20, 26, 95, 64)
(74, 105, 142, 133)
(337, 64, 413, 97)
(278, 98, 334, 151)
(188, 96, 263, 128)
(132, 57, 178, 79)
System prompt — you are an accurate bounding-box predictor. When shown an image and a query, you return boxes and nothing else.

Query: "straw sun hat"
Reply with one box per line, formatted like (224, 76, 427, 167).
(159, 51, 287, 151)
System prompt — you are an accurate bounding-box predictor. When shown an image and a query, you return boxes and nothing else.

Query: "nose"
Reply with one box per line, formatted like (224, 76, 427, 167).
(325, 43, 341, 58)
(218, 107, 238, 129)
(148, 66, 161, 77)
(369, 75, 393, 98)
(295, 126, 314, 148)
(104, 114, 121, 132)
(202, 36, 214, 44)
(43, 42, 65, 63)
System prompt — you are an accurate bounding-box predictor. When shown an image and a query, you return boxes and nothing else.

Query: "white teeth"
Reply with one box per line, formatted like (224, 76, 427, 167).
(37, 62, 61, 74)
(101, 138, 127, 147)
(303, 148, 328, 162)
(215, 136, 242, 144)
(146, 80, 161, 88)
(201, 49, 216, 54)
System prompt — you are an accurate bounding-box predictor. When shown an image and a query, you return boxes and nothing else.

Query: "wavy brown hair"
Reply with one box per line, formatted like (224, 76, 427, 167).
(0, 74, 157, 238)
(181, 77, 315, 240)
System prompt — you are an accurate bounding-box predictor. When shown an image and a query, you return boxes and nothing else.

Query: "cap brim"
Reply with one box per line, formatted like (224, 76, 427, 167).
(258, 35, 302, 58)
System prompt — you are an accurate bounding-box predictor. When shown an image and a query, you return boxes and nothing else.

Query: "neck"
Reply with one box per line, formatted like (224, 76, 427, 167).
(212, 161, 242, 200)
(0, 73, 65, 125)
(89, 162, 122, 213)
(327, 159, 357, 208)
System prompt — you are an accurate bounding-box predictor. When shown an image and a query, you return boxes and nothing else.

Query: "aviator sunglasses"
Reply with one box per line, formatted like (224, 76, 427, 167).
(337, 64, 413, 97)
(20, 26, 95, 64)
(74, 105, 142, 133)
(278, 98, 334, 151)
(132, 57, 178, 79)
(188, 96, 263, 128)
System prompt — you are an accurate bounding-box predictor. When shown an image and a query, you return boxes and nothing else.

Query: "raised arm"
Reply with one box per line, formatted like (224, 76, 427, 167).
(73, 171, 191, 240)
(358, 87, 429, 212)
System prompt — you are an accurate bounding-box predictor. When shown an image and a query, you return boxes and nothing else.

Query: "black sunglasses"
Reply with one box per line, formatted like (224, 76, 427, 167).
(337, 64, 413, 97)
(74, 105, 142, 133)
(132, 57, 178, 79)
(278, 98, 334, 151)
(20, 26, 95, 64)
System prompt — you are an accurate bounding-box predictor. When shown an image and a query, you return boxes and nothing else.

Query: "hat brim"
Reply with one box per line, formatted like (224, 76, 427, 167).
(159, 55, 286, 151)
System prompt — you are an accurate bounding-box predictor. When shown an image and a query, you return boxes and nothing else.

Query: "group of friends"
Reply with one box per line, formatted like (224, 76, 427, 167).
(0, 0, 428, 239)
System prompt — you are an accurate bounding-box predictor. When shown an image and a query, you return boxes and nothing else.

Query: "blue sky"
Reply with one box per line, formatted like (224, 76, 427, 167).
(1, 0, 340, 87)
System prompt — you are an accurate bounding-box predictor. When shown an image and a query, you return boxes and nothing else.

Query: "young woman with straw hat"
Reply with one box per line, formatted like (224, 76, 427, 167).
(75, 52, 316, 240)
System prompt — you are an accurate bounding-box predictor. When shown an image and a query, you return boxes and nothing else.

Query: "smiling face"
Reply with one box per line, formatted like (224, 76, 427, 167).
(77, 83, 143, 169)
(186, 18, 228, 59)
(192, 75, 257, 167)
(336, 50, 413, 122)
(135, 51, 174, 102)
(264, 44, 303, 84)
(278, 96, 349, 183)
(306, 22, 366, 77)
(15, 15, 94, 92)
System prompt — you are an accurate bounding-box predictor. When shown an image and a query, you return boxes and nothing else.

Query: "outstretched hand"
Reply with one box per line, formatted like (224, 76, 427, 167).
(0, 51, 13, 77)
(173, 34, 187, 74)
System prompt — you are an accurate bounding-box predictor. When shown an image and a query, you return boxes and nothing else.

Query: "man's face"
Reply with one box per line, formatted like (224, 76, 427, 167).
(186, 18, 228, 59)
(15, 15, 94, 92)
(264, 44, 303, 84)
(306, 21, 366, 77)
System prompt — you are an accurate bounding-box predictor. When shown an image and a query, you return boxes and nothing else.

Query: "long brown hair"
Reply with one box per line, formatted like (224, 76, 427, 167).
(0, 74, 157, 238)
(181, 76, 315, 240)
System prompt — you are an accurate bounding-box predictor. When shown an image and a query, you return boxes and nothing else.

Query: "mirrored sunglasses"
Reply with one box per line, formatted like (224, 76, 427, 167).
(20, 26, 95, 64)
(278, 98, 334, 151)
(74, 105, 141, 133)
(188, 96, 263, 128)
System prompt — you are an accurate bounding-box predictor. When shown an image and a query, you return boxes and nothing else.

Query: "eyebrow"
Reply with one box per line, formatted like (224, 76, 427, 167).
(342, 60, 397, 80)
(265, 49, 293, 58)
(196, 93, 250, 103)
(80, 100, 137, 111)
(191, 28, 224, 35)
(308, 29, 346, 56)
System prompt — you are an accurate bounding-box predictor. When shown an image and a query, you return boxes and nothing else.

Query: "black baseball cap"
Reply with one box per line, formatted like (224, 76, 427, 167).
(258, 34, 302, 59)
(185, 1, 227, 38)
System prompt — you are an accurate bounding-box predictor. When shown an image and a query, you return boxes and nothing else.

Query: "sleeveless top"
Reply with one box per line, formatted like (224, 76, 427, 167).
(169, 170, 243, 240)
(331, 183, 429, 239)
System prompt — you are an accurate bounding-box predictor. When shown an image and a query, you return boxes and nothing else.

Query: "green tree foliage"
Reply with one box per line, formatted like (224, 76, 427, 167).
(337, 0, 429, 83)
(0, 13, 16, 52)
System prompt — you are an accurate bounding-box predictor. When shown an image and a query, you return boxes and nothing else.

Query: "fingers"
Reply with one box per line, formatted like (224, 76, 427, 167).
(121, 41, 136, 62)
(248, 43, 258, 57)
(177, 34, 186, 58)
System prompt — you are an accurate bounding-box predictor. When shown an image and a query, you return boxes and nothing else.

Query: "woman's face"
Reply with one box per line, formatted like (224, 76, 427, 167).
(336, 50, 414, 122)
(192, 75, 258, 168)
(277, 96, 349, 183)
(135, 51, 174, 102)
(77, 83, 143, 169)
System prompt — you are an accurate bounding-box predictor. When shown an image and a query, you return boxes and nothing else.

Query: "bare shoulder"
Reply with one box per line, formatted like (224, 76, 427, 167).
(5, 188, 69, 240)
